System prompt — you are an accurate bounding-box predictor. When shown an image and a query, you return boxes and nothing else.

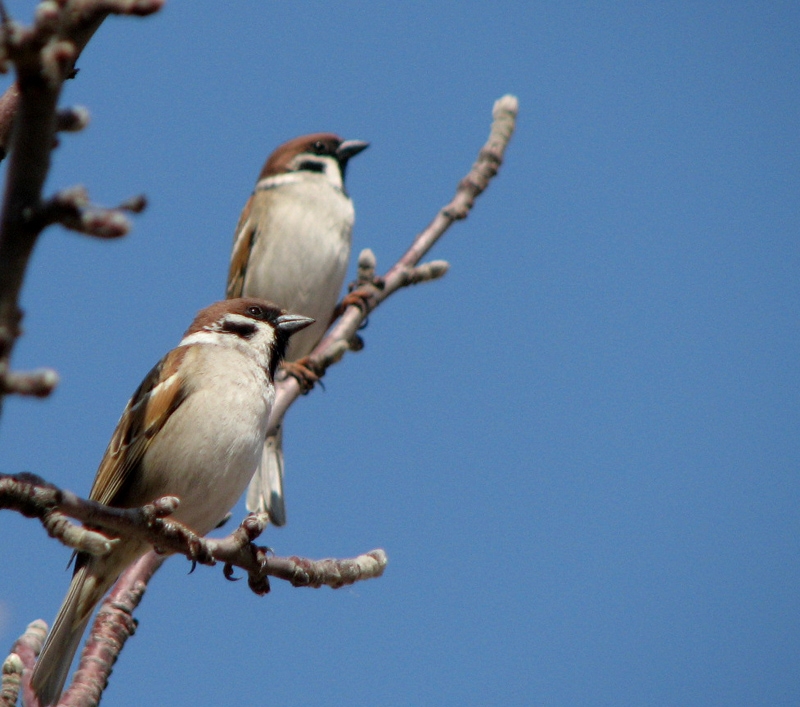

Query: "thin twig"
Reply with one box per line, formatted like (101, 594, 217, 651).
(266, 94, 519, 435)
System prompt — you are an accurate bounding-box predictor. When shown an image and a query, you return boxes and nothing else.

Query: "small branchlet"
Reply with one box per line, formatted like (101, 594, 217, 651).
(91, 0, 166, 16)
(267, 95, 519, 432)
(0, 367, 58, 397)
(403, 259, 450, 286)
(33, 186, 147, 239)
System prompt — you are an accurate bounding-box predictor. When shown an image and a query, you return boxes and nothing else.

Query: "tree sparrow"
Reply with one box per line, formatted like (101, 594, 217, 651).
(31, 298, 313, 706)
(226, 132, 368, 527)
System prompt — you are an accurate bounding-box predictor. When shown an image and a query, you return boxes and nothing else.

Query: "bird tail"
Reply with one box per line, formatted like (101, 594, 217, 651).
(31, 562, 94, 706)
(32, 554, 125, 706)
(246, 428, 287, 526)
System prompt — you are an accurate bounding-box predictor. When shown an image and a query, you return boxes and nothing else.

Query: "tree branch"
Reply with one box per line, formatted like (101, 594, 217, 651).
(0, 472, 387, 593)
(2, 94, 516, 706)
(266, 94, 519, 435)
(0, 0, 162, 417)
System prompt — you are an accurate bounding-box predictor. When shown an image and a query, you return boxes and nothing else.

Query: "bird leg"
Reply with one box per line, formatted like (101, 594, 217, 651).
(279, 358, 321, 393)
(330, 286, 375, 321)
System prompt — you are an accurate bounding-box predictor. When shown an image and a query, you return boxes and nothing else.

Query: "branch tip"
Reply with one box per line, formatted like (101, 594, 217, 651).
(119, 193, 147, 213)
(493, 93, 519, 119)
(0, 366, 59, 396)
(34, 1, 61, 30)
(406, 259, 449, 285)
(99, 0, 165, 16)
(56, 105, 90, 132)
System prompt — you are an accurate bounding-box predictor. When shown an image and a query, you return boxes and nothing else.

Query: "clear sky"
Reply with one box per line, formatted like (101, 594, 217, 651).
(1, 2, 798, 705)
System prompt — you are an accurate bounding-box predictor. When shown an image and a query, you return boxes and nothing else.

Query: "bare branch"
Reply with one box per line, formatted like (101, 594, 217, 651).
(0, 472, 387, 593)
(3, 95, 514, 705)
(402, 259, 450, 286)
(0, 1, 160, 416)
(266, 94, 519, 435)
(34, 186, 145, 239)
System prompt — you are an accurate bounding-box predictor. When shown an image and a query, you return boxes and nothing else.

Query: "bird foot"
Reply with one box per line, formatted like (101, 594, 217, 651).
(332, 285, 379, 320)
(279, 357, 320, 393)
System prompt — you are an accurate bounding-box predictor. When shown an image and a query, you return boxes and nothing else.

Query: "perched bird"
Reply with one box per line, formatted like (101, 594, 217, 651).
(226, 132, 368, 526)
(31, 298, 313, 706)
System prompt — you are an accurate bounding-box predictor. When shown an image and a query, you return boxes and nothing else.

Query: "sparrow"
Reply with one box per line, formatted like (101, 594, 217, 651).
(31, 298, 313, 706)
(226, 132, 368, 527)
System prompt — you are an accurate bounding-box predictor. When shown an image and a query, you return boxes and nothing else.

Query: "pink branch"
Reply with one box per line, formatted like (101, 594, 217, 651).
(266, 94, 519, 435)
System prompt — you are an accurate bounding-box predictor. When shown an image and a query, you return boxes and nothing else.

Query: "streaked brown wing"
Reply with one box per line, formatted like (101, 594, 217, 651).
(226, 194, 257, 299)
(88, 347, 191, 507)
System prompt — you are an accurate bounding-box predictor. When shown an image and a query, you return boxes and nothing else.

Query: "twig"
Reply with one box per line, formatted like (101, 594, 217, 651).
(0, 472, 387, 592)
(266, 94, 519, 435)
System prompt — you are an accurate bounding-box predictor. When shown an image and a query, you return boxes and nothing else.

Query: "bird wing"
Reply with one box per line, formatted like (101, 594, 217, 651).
(226, 193, 258, 299)
(88, 346, 191, 507)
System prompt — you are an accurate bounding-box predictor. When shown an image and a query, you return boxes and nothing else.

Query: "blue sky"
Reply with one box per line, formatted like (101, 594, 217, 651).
(1, 2, 799, 705)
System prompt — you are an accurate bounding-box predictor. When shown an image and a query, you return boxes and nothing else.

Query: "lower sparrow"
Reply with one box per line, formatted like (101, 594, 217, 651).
(31, 298, 313, 706)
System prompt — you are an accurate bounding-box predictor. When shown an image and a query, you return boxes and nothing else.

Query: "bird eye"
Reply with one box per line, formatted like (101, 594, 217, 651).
(247, 305, 264, 318)
(312, 140, 326, 154)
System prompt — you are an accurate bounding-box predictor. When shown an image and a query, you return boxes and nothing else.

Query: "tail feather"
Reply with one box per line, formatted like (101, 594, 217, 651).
(31, 564, 93, 707)
(246, 428, 286, 526)
(32, 552, 128, 707)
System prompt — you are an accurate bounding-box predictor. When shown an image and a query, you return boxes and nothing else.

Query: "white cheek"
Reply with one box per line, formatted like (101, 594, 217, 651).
(180, 326, 277, 369)
(181, 330, 224, 347)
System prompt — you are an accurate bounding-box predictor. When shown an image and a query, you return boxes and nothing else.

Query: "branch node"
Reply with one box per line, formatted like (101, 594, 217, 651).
(241, 511, 269, 541)
(100, 0, 166, 17)
(40, 39, 77, 86)
(34, 1, 61, 33)
(36, 186, 143, 239)
(356, 247, 377, 284)
(140, 495, 180, 520)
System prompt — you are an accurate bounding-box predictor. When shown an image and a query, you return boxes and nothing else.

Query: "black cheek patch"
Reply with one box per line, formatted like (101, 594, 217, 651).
(221, 319, 258, 339)
(297, 160, 325, 173)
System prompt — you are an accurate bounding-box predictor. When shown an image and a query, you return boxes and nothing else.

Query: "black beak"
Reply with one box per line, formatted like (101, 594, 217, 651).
(336, 139, 369, 163)
(275, 314, 315, 335)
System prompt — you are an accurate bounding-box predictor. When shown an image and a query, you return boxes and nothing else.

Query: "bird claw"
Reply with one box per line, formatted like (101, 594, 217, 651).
(333, 286, 375, 319)
(280, 358, 321, 393)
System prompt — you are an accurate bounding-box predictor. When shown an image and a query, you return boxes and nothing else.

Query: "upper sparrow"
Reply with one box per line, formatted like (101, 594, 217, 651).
(31, 298, 313, 706)
(226, 132, 368, 526)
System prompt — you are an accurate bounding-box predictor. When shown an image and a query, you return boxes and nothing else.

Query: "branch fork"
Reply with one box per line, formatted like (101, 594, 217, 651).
(0, 472, 387, 596)
(1, 85, 517, 706)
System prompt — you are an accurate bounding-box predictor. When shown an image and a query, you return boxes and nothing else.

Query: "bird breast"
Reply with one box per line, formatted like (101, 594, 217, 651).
(134, 345, 272, 535)
(243, 176, 355, 360)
